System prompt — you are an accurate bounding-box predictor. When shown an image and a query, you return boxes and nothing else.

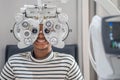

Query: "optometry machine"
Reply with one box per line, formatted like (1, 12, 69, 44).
(11, 0, 70, 49)
(88, 0, 120, 80)
(89, 15, 120, 80)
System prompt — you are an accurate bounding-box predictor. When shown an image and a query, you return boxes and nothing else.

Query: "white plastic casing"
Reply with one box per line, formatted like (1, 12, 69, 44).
(89, 15, 120, 79)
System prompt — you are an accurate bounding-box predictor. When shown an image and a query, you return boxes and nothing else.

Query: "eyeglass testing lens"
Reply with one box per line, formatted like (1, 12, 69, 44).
(22, 21, 29, 28)
(50, 37, 58, 45)
(24, 31, 30, 37)
(24, 38, 32, 45)
(55, 24, 61, 30)
(46, 21, 52, 28)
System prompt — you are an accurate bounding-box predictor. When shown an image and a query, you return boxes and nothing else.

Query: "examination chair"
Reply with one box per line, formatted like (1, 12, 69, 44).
(5, 44, 78, 63)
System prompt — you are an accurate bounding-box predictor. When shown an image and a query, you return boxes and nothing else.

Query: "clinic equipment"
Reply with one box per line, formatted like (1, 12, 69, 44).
(11, 0, 70, 49)
(89, 15, 120, 80)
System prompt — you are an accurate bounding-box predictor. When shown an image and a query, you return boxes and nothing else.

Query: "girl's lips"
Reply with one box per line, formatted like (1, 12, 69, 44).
(35, 38, 48, 44)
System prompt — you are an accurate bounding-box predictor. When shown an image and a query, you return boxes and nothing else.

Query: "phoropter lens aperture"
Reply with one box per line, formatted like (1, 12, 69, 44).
(32, 28, 38, 34)
(44, 28, 50, 34)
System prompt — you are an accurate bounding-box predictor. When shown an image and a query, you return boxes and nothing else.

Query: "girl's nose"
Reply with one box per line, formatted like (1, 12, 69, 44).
(39, 24, 43, 32)
(38, 24, 44, 38)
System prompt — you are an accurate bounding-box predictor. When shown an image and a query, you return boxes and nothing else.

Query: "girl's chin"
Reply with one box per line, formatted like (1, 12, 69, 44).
(33, 43, 51, 50)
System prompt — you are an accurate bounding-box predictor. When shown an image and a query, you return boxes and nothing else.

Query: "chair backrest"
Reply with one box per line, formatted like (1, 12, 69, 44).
(5, 44, 78, 62)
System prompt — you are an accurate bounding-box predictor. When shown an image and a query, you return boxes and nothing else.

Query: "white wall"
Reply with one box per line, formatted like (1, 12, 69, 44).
(0, 0, 78, 71)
